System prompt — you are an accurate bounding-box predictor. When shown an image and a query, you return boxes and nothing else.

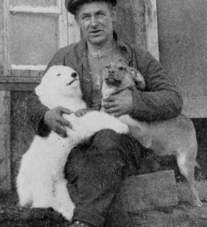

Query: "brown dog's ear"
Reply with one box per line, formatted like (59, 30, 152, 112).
(117, 58, 126, 64)
(130, 68, 146, 90)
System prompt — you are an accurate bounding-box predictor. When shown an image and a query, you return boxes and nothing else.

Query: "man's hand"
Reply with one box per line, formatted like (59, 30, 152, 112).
(102, 89, 133, 117)
(44, 106, 73, 138)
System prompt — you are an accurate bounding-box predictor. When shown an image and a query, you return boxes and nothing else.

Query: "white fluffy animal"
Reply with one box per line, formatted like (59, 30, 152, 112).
(101, 60, 202, 207)
(16, 65, 129, 221)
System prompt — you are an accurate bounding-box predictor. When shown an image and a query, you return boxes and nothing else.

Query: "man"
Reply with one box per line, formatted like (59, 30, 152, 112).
(27, 0, 183, 226)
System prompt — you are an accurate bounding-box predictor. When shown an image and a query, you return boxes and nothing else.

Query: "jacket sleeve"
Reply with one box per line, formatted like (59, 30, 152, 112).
(130, 49, 183, 121)
(27, 48, 68, 136)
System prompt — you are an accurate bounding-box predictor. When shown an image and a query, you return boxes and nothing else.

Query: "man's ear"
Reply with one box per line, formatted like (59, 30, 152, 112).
(111, 6, 117, 24)
(74, 14, 79, 25)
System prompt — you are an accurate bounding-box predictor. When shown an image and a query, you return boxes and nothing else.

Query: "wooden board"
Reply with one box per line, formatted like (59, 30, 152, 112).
(0, 91, 11, 191)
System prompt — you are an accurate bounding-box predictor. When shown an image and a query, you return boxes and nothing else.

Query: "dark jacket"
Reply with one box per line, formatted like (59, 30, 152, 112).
(27, 38, 183, 136)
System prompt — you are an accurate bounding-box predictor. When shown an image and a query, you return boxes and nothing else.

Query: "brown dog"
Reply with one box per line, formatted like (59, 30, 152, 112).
(101, 60, 202, 207)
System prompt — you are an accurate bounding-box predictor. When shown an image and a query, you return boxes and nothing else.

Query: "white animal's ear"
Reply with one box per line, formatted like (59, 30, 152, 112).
(130, 68, 146, 90)
(35, 67, 53, 96)
(35, 82, 45, 97)
(35, 78, 49, 96)
(117, 58, 126, 64)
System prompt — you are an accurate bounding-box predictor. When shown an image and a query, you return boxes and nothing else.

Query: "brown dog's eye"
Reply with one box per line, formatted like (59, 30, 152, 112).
(56, 73, 61, 76)
(118, 66, 125, 71)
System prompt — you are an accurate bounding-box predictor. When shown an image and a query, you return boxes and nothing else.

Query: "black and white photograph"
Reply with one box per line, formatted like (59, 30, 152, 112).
(0, 0, 207, 226)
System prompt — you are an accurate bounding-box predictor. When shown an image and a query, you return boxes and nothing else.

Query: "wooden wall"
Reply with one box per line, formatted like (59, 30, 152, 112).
(0, 1, 4, 71)
(10, 91, 34, 190)
(0, 1, 11, 191)
(157, 0, 207, 118)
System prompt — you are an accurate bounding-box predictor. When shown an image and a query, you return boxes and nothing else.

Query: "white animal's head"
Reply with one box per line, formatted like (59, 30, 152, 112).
(35, 65, 82, 99)
(102, 59, 146, 92)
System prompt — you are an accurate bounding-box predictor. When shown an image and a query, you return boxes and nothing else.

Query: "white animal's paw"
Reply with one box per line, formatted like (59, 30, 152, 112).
(111, 122, 129, 134)
(192, 197, 203, 207)
(59, 202, 75, 221)
(65, 127, 74, 137)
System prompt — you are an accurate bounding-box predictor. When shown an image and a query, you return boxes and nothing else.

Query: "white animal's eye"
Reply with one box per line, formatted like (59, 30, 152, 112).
(56, 73, 61, 76)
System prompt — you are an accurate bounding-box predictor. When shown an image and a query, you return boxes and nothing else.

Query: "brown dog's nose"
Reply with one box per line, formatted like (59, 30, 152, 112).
(71, 72, 77, 78)
(108, 69, 114, 74)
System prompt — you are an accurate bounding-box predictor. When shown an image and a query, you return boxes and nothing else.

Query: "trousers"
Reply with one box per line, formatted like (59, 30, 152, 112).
(64, 129, 142, 227)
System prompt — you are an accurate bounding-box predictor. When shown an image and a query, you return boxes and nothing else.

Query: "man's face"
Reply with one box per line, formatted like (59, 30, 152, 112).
(75, 2, 116, 46)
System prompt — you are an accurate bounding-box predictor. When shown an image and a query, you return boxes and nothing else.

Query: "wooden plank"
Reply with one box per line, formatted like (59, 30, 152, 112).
(3, 0, 10, 75)
(145, 0, 159, 60)
(11, 64, 46, 71)
(0, 2, 4, 67)
(58, 0, 68, 47)
(116, 0, 145, 48)
(10, 91, 35, 190)
(0, 75, 41, 83)
(67, 12, 80, 44)
(0, 83, 38, 91)
(9, 6, 61, 16)
(0, 91, 11, 191)
(10, 0, 57, 7)
(116, 0, 158, 59)
(0, 0, 12, 192)
(0, 75, 41, 91)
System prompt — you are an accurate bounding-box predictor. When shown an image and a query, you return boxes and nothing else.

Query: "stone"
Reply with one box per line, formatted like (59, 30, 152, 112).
(120, 170, 178, 212)
(177, 181, 207, 204)
(128, 202, 207, 227)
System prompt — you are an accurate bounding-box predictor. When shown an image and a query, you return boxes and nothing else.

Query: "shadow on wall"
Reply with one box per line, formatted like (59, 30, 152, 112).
(193, 119, 207, 179)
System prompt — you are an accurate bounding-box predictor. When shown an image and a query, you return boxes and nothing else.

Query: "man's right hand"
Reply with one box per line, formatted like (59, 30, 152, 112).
(44, 106, 73, 138)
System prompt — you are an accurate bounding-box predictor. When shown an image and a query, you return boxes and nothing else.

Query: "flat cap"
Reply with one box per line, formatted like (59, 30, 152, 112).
(65, 0, 117, 15)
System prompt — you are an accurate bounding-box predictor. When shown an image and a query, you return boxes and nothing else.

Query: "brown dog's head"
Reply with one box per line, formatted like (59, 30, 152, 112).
(102, 59, 146, 92)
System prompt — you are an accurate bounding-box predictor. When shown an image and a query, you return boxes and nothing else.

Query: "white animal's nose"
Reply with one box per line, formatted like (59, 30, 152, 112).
(71, 72, 77, 78)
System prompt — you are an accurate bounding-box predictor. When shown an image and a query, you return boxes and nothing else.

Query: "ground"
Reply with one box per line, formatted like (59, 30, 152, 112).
(1, 119, 207, 226)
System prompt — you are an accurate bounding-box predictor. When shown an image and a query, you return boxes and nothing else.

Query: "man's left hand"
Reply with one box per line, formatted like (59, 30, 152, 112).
(102, 89, 133, 117)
